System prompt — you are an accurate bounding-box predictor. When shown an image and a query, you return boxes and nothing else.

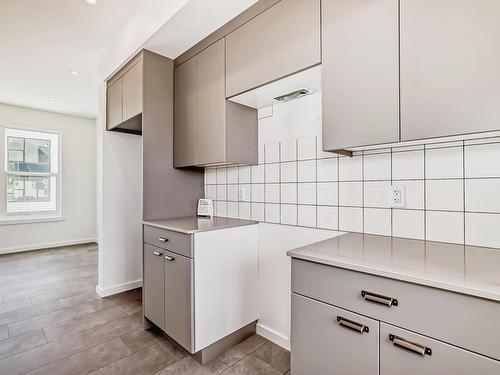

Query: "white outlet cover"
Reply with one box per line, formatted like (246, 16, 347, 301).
(239, 186, 247, 201)
(389, 185, 405, 208)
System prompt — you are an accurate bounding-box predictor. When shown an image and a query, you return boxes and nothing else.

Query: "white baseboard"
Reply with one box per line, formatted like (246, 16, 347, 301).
(257, 323, 290, 351)
(96, 279, 143, 297)
(0, 238, 98, 255)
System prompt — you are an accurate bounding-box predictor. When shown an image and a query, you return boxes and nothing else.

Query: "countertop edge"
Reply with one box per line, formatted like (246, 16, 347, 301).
(143, 220, 258, 235)
(288, 250, 500, 303)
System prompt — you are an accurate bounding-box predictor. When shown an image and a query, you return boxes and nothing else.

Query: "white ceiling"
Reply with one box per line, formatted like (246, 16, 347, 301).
(0, 0, 258, 119)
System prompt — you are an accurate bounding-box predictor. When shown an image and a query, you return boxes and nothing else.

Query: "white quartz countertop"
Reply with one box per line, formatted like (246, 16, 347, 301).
(287, 233, 500, 302)
(143, 216, 258, 234)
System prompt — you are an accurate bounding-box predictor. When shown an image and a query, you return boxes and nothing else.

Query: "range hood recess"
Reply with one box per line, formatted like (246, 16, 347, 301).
(228, 65, 321, 109)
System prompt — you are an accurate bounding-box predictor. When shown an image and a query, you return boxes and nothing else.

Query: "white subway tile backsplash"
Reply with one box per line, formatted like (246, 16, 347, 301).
(238, 184, 251, 202)
(400, 180, 425, 210)
(466, 213, 500, 248)
(426, 211, 464, 244)
(317, 182, 338, 206)
(339, 156, 363, 181)
(227, 185, 239, 202)
(251, 165, 264, 183)
(466, 179, 500, 213)
(465, 143, 500, 178)
(317, 158, 338, 182)
(280, 162, 297, 183)
(265, 163, 280, 183)
(251, 203, 264, 221)
(280, 140, 297, 162)
(298, 160, 316, 182)
(298, 205, 316, 227)
(205, 168, 217, 184)
(216, 201, 227, 217)
(239, 166, 251, 184)
(317, 206, 338, 230)
(265, 184, 280, 204)
(298, 137, 316, 160)
(425, 146, 463, 179)
(364, 208, 391, 236)
(227, 167, 239, 184)
(251, 184, 264, 202)
(426, 180, 463, 212)
(227, 202, 239, 218)
(205, 185, 216, 200)
(339, 182, 363, 207)
(281, 204, 298, 225)
(339, 207, 363, 232)
(364, 152, 391, 181)
(393, 209, 424, 240)
(216, 168, 227, 184)
(239, 202, 251, 220)
(216, 185, 227, 201)
(298, 183, 316, 205)
(364, 181, 391, 208)
(393, 150, 424, 180)
(265, 203, 280, 223)
(281, 183, 297, 205)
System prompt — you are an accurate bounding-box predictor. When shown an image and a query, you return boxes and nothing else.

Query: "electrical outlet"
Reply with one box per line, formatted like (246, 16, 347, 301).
(238, 186, 247, 201)
(389, 185, 405, 208)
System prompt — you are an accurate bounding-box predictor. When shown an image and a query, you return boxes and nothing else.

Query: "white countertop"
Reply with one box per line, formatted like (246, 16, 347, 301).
(143, 216, 258, 234)
(287, 233, 500, 302)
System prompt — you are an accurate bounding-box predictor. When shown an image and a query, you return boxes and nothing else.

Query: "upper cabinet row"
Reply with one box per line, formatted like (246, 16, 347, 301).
(322, 0, 500, 151)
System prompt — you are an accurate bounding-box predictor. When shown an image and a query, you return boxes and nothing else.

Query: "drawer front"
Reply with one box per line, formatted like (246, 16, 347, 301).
(143, 225, 192, 258)
(291, 293, 379, 375)
(292, 259, 500, 361)
(143, 244, 165, 330)
(380, 323, 500, 375)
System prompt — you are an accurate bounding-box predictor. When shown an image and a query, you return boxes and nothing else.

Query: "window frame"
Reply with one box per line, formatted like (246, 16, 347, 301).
(0, 125, 62, 223)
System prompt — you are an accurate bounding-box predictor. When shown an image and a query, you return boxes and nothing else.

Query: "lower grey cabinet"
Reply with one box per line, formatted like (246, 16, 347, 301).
(164, 249, 193, 351)
(380, 323, 500, 375)
(291, 293, 379, 375)
(143, 244, 165, 330)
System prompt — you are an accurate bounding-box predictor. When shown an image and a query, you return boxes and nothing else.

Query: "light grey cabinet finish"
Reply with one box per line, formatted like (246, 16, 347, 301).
(106, 79, 123, 130)
(122, 59, 143, 122)
(321, 0, 400, 151)
(225, 0, 321, 98)
(292, 259, 500, 361)
(174, 57, 197, 167)
(292, 293, 379, 375)
(143, 225, 193, 258)
(164, 249, 193, 352)
(143, 244, 165, 330)
(173, 39, 257, 167)
(400, 0, 500, 141)
(380, 323, 500, 375)
(195, 38, 226, 165)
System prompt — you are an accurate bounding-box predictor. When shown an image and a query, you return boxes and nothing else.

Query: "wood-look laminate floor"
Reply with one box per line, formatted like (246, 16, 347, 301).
(0, 244, 290, 375)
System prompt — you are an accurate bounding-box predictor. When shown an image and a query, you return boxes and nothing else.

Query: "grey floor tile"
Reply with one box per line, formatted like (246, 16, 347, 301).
(0, 325, 8, 341)
(0, 298, 32, 315)
(0, 329, 47, 360)
(120, 327, 166, 353)
(8, 302, 96, 337)
(217, 334, 269, 366)
(253, 342, 290, 373)
(25, 338, 132, 375)
(221, 355, 282, 375)
(155, 356, 228, 375)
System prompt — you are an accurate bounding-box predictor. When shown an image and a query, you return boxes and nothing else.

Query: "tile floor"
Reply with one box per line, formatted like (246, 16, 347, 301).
(0, 243, 290, 375)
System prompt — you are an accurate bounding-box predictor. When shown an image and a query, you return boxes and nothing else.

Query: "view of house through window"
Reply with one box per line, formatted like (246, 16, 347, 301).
(4, 127, 59, 215)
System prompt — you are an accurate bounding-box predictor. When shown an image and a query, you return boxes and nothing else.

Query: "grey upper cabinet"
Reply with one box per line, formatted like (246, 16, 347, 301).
(174, 57, 197, 167)
(106, 79, 123, 130)
(400, 0, 500, 141)
(174, 39, 257, 168)
(292, 293, 379, 375)
(122, 59, 143, 122)
(322, 0, 400, 152)
(225, 0, 321, 98)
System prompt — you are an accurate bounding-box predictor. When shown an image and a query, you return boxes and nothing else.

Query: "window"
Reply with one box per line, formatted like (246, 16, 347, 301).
(3, 128, 60, 217)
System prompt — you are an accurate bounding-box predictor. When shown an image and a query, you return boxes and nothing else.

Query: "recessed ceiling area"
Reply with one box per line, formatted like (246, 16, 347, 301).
(0, 0, 258, 119)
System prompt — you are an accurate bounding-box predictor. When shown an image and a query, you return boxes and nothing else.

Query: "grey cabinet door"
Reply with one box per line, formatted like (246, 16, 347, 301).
(164, 250, 193, 352)
(143, 244, 165, 330)
(291, 293, 379, 375)
(196, 38, 226, 165)
(400, 0, 500, 141)
(174, 57, 197, 167)
(380, 323, 500, 375)
(322, 0, 399, 151)
(122, 59, 143, 122)
(106, 79, 123, 130)
(225, 0, 321, 98)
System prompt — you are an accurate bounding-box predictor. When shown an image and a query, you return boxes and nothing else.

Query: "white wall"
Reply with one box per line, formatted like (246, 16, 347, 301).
(0, 103, 96, 253)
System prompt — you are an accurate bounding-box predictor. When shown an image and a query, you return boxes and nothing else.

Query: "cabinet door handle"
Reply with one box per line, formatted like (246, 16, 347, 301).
(153, 251, 162, 256)
(158, 237, 169, 242)
(336, 316, 369, 334)
(164, 255, 175, 261)
(361, 290, 398, 307)
(389, 334, 432, 356)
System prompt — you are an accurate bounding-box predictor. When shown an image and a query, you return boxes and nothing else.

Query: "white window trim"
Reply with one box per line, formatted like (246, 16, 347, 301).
(0, 125, 63, 224)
